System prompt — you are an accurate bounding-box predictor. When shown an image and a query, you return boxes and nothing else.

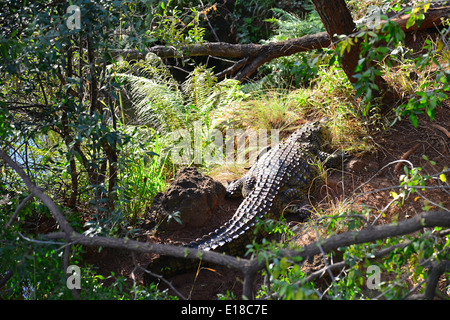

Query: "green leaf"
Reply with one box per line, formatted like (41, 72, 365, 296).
(426, 106, 435, 120)
(410, 114, 418, 127)
(406, 16, 416, 29)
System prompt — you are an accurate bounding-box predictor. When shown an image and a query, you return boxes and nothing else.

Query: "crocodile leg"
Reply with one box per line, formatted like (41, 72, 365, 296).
(277, 188, 311, 219)
(225, 178, 244, 198)
(242, 175, 256, 197)
(319, 150, 349, 169)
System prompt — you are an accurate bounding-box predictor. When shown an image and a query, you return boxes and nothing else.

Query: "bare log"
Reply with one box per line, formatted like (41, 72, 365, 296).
(114, 32, 331, 81)
(115, 31, 331, 71)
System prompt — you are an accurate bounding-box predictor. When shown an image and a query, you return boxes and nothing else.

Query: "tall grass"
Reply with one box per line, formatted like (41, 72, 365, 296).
(116, 127, 171, 224)
(222, 90, 302, 132)
(224, 65, 375, 155)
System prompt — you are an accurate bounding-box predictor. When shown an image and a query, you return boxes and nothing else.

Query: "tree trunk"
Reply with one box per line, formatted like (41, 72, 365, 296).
(311, 0, 396, 108)
(311, 0, 391, 91)
(62, 45, 78, 208)
(311, 0, 360, 83)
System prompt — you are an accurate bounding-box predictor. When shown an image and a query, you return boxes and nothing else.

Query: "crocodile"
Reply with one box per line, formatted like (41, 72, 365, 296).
(144, 119, 346, 283)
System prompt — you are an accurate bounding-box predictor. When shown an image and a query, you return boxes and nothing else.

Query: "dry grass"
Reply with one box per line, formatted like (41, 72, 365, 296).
(221, 66, 378, 156)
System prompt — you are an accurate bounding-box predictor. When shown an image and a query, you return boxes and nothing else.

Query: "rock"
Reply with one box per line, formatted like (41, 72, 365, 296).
(146, 167, 226, 230)
(346, 157, 379, 173)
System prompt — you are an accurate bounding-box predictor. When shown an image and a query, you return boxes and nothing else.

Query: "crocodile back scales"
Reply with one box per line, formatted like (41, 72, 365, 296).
(185, 121, 329, 252)
(145, 120, 334, 281)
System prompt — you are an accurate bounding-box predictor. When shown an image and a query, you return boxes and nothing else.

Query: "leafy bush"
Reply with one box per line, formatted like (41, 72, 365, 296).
(248, 8, 325, 89)
(339, 3, 450, 121)
(249, 161, 449, 300)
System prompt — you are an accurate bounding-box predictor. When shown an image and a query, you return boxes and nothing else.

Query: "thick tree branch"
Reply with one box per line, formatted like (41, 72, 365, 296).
(280, 211, 450, 261)
(115, 31, 331, 64)
(43, 231, 250, 270)
(112, 6, 449, 81)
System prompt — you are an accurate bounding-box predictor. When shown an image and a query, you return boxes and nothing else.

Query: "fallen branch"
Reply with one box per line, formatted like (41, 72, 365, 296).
(115, 32, 330, 61)
(115, 32, 331, 81)
(280, 210, 450, 262)
(113, 6, 450, 81)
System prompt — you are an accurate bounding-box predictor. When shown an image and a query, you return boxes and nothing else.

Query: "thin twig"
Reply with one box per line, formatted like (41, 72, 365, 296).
(138, 266, 188, 300)
(17, 232, 65, 246)
(2, 193, 34, 236)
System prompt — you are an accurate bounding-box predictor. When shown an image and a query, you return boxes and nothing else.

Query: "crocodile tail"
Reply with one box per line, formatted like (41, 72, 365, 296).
(186, 187, 275, 253)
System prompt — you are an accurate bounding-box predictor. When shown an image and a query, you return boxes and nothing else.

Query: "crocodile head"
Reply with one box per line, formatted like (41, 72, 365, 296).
(289, 119, 332, 150)
(312, 119, 332, 147)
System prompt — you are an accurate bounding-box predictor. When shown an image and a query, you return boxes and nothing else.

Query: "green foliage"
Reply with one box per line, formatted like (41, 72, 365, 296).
(115, 127, 169, 225)
(343, 20, 406, 113)
(230, 0, 276, 43)
(251, 161, 450, 300)
(0, 0, 191, 299)
(151, 1, 206, 46)
(338, 228, 450, 300)
(0, 103, 12, 140)
(1, 0, 449, 301)
(342, 3, 450, 122)
(229, 0, 317, 43)
(112, 55, 186, 133)
(395, 36, 450, 127)
(254, 53, 323, 89)
(0, 233, 175, 299)
(266, 7, 323, 41)
(112, 54, 243, 135)
(251, 8, 325, 89)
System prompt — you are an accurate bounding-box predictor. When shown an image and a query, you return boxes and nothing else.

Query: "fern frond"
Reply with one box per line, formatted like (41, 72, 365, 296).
(266, 8, 324, 41)
(108, 53, 244, 135)
(182, 66, 216, 112)
(115, 73, 185, 133)
(113, 53, 176, 88)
